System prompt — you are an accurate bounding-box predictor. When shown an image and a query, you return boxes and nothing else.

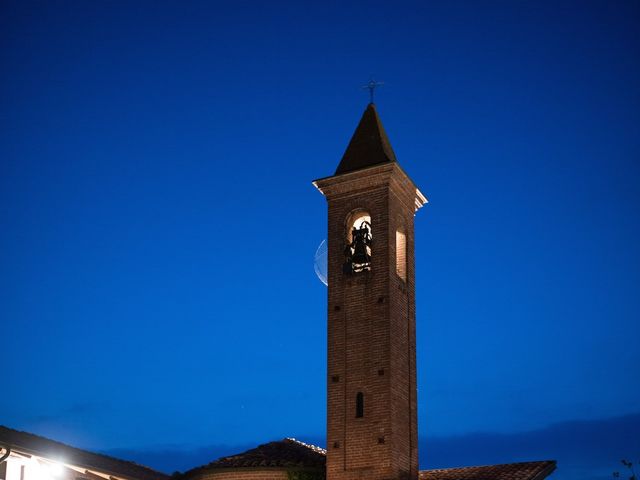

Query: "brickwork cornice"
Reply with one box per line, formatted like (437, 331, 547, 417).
(313, 163, 427, 213)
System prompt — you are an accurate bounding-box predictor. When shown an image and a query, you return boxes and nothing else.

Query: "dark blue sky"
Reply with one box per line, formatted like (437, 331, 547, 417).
(1, 0, 639, 477)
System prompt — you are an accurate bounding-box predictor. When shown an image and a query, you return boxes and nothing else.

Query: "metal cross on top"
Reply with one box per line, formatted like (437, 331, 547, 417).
(362, 78, 384, 104)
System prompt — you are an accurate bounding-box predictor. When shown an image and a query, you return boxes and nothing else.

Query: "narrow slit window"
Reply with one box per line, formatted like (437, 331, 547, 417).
(396, 230, 407, 280)
(356, 392, 364, 418)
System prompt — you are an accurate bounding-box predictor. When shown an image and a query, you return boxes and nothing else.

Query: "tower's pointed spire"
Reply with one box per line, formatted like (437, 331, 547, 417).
(334, 103, 397, 175)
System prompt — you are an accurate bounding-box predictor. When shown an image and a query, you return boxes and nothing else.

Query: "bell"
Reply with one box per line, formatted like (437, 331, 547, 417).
(351, 225, 371, 266)
(352, 243, 370, 265)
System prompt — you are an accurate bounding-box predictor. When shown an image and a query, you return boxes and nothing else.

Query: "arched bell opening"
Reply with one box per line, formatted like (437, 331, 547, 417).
(343, 210, 372, 274)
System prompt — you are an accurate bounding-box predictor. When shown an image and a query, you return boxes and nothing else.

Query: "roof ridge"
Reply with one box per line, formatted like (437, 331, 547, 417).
(284, 438, 327, 455)
(421, 460, 556, 472)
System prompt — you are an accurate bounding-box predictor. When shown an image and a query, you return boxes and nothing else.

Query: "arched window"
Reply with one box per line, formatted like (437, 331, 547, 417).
(396, 229, 407, 280)
(355, 392, 364, 418)
(344, 211, 372, 274)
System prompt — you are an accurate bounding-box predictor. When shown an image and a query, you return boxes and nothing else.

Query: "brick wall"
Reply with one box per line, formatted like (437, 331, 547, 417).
(187, 468, 289, 480)
(315, 163, 424, 480)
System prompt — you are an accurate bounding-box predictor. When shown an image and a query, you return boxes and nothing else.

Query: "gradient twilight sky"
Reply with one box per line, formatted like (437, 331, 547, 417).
(1, 0, 639, 477)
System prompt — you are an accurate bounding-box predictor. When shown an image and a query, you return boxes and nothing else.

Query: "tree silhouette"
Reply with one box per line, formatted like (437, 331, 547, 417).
(613, 459, 638, 480)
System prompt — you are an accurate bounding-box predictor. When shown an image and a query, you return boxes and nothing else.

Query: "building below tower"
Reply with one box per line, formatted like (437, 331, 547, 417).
(0, 427, 556, 480)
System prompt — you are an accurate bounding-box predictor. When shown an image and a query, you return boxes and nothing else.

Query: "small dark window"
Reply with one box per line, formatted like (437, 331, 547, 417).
(334, 305, 341, 311)
(333, 441, 340, 449)
(378, 369, 385, 376)
(332, 375, 340, 383)
(356, 392, 364, 418)
(378, 436, 385, 444)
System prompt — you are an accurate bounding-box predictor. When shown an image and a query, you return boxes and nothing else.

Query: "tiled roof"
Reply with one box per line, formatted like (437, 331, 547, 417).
(420, 460, 556, 480)
(182, 437, 555, 480)
(0, 426, 168, 480)
(334, 103, 397, 175)
(183, 438, 326, 475)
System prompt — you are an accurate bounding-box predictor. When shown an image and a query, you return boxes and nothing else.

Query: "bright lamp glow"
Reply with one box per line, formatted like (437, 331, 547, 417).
(49, 463, 64, 477)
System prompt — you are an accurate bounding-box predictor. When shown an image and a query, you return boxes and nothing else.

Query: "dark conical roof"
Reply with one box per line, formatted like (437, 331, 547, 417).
(335, 103, 397, 175)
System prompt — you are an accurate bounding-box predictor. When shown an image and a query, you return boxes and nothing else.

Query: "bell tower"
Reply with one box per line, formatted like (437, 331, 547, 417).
(314, 104, 427, 480)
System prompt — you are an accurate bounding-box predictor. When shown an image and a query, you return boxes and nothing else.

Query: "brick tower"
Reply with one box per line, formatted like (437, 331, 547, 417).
(314, 104, 427, 480)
